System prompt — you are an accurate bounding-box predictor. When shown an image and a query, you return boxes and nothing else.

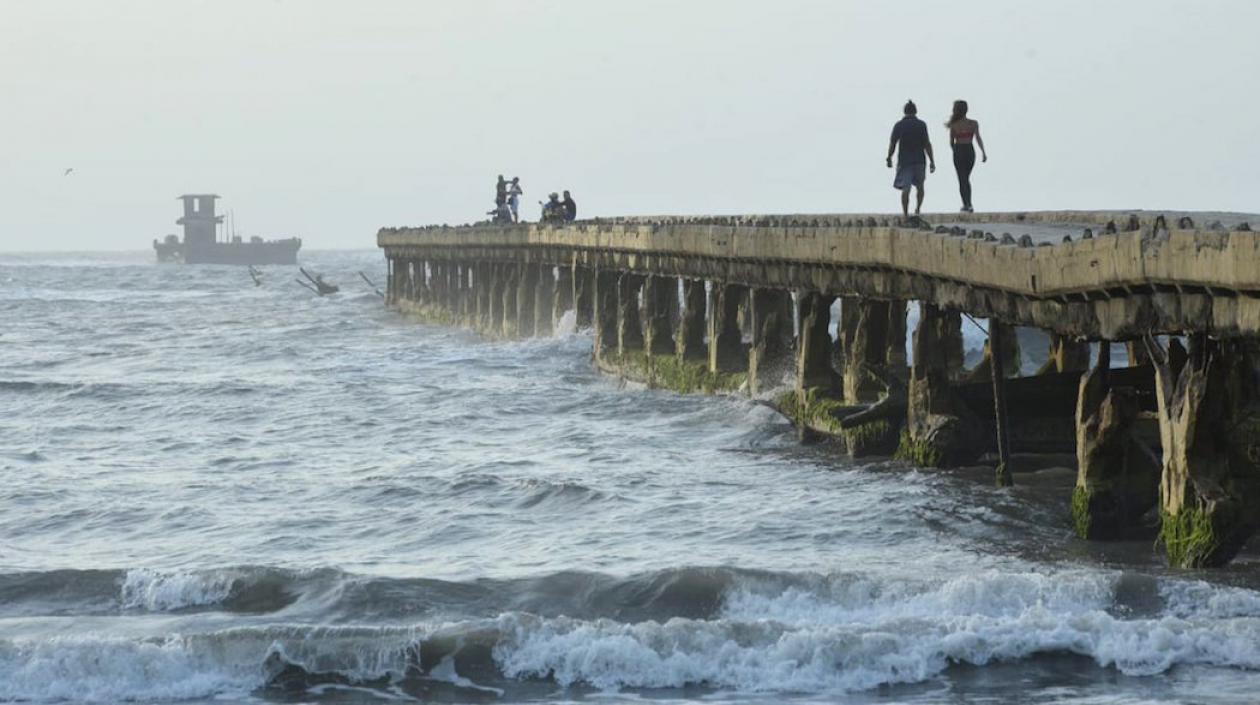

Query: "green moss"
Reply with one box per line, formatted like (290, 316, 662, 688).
(397, 301, 459, 327)
(1159, 507, 1221, 568)
(648, 354, 745, 394)
(777, 388, 835, 428)
(894, 430, 944, 468)
(1071, 485, 1092, 539)
(602, 352, 745, 395)
(842, 419, 895, 456)
(775, 388, 897, 455)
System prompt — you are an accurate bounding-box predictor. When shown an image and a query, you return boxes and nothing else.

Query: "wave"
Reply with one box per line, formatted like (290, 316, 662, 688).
(0, 567, 308, 617)
(1, 567, 1259, 701)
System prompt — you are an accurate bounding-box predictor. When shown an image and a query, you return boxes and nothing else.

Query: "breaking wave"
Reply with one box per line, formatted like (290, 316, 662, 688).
(1, 567, 1258, 701)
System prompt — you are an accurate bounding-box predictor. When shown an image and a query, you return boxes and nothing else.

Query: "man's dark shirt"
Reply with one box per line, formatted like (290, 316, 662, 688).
(890, 116, 929, 166)
(562, 197, 576, 221)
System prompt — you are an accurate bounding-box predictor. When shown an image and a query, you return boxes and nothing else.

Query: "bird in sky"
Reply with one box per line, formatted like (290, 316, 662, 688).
(63, 168, 74, 176)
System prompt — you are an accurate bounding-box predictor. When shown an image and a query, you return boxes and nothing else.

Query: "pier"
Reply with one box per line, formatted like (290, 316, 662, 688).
(378, 211, 1260, 568)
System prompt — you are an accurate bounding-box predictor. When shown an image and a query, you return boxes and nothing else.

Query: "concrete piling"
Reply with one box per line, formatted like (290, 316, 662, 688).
(643, 275, 675, 357)
(534, 263, 555, 338)
(554, 265, 574, 328)
(709, 283, 747, 374)
(748, 288, 793, 395)
(592, 269, 619, 360)
(795, 291, 836, 397)
(677, 279, 706, 361)
(573, 265, 594, 330)
(617, 273, 645, 357)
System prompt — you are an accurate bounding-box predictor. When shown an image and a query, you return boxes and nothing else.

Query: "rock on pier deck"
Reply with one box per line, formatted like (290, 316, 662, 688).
(378, 211, 1260, 568)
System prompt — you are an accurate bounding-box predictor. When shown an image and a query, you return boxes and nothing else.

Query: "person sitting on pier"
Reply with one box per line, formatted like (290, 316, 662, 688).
(487, 202, 513, 224)
(561, 190, 577, 222)
(539, 192, 564, 223)
(886, 99, 935, 218)
(508, 177, 523, 223)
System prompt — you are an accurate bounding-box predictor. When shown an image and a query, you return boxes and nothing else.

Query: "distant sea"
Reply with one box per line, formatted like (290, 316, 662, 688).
(2, 250, 1258, 704)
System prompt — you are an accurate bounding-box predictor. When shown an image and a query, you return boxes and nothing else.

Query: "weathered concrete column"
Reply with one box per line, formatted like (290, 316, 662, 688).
(386, 258, 398, 304)
(748, 288, 794, 395)
(617, 273, 645, 357)
(430, 262, 445, 310)
(473, 262, 492, 332)
(453, 263, 469, 323)
(940, 309, 965, 380)
(461, 264, 476, 324)
(386, 258, 395, 304)
(399, 260, 413, 303)
(486, 264, 504, 337)
(592, 269, 619, 360)
(385, 259, 400, 303)
(444, 262, 459, 313)
(709, 283, 747, 373)
(573, 264, 594, 330)
(990, 322, 1014, 487)
(534, 264, 555, 338)
(839, 299, 901, 404)
(677, 279, 706, 361)
(795, 291, 837, 398)
(500, 264, 519, 338)
(899, 303, 984, 467)
(886, 300, 909, 371)
(413, 260, 429, 304)
(1072, 341, 1161, 539)
(965, 320, 1021, 382)
(1038, 334, 1091, 374)
(832, 299, 904, 398)
(434, 262, 448, 311)
(1126, 341, 1151, 367)
(516, 262, 539, 338)
(1150, 335, 1260, 568)
(643, 275, 675, 357)
(426, 262, 441, 309)
(554, 265, 574, 328)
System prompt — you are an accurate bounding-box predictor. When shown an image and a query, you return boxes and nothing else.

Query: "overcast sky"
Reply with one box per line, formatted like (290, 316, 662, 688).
(2, 0, 1257, 251)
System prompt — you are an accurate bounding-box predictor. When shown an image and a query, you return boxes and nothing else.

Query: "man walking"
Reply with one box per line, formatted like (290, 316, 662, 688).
(886, 100, 935, 217)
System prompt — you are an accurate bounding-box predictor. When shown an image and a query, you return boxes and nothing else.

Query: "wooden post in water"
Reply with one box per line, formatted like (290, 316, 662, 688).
(990, 322, 1014, 487)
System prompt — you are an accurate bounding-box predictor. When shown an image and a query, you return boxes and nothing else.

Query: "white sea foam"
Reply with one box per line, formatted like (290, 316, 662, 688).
(1161, 578, 1260, 619)
(120, 568, 236, 611)
(492, 570, 1260, 693)
(0, 634, 258, 702)
(0, 626, 415, 703)
(554, 309, 578, 337)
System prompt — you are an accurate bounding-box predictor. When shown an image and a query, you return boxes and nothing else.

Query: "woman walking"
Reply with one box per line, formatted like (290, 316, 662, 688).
(946, 100, 987, 212)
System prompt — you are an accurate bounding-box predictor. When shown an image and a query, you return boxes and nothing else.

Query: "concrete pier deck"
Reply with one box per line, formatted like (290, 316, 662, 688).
(380, 211, 1260, 339)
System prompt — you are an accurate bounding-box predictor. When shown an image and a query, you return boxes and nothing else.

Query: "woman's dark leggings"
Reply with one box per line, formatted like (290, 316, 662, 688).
(952, 144, 976, 209)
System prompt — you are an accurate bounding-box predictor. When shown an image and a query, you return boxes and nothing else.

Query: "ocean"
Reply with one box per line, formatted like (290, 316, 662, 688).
(2, 250, 1259, 704)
